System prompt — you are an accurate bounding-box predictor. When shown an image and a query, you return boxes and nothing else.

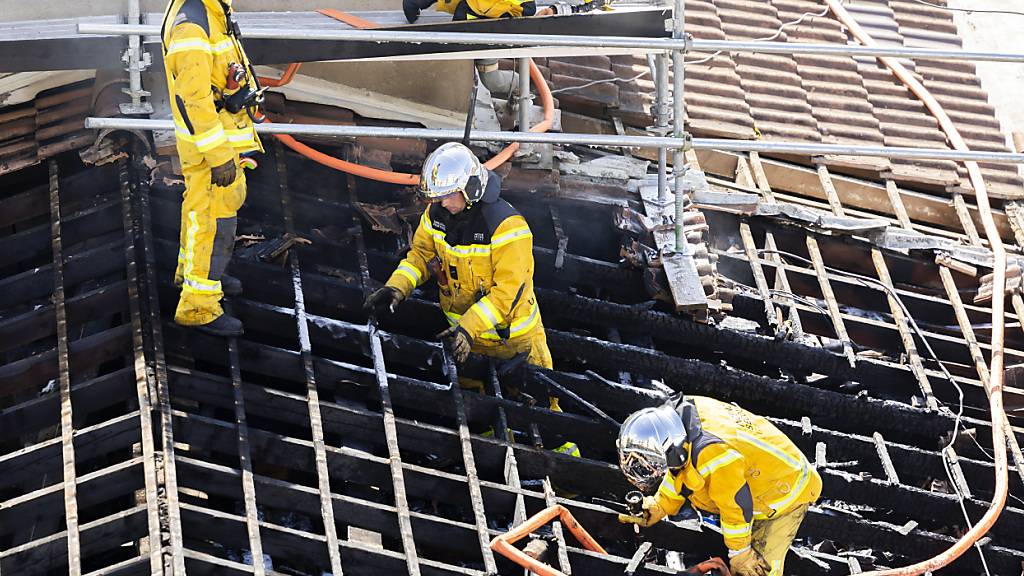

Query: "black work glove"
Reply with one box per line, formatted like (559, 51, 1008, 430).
(437, 325, 472, 364)
(364, 286, 405, 315)
(403, 0, 422, 23)
(210, 159, 237, 187)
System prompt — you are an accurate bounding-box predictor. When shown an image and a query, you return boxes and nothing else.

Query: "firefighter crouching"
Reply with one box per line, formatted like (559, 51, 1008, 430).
(617, 396, 822, 576)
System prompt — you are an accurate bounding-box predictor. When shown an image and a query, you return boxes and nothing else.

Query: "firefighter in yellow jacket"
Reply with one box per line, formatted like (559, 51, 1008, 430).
(161, 0, 264, 336)
(617, 396, 822, 576)
(365, 143, 576, 456)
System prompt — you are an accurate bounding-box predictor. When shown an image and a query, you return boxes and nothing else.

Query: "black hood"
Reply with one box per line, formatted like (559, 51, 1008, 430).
(480, 169, 502, 204)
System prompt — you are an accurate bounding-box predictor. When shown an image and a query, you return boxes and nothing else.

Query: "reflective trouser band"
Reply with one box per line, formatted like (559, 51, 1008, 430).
(181, 210, 222, 297)
(182, 275, 223, 296)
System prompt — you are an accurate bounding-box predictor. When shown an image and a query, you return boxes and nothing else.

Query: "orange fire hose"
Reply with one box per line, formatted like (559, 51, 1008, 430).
(255, 9, 555, 186)
(824, 1, 1009, 574)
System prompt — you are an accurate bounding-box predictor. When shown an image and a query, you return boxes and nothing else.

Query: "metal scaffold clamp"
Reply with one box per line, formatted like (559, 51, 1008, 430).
(678, 131, 693, 151)
(121, 0, 153, 115)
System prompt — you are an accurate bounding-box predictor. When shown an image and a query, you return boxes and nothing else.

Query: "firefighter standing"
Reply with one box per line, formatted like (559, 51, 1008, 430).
(617, 396, 822, 576)
(365, 143, 576, 456)
(161, 0, 263, 336)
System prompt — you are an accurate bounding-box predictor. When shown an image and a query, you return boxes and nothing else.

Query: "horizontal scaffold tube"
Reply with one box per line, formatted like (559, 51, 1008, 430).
(84, 117, 1024, 164)
(76, 23, 1024, 64)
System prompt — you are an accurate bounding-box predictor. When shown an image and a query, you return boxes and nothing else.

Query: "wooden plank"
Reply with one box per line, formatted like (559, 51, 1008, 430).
(872, 432, 901, 484)
(745, 153, 804, 337)
(116, 158, 163, 575)
(226, 328, 266, 576)
(739, 223, 781, 330)
(48, 160, 81, 576)
(806, 235, 857, 367)
(277, 148, 345, 576)
(871, 249, 939, 410)
(135, 157, 186, 576)
(442, 350, 497, 574)
(816, 162, 845, 216)
(938, 265, 1024, 486)
(883, 179, 915, 230)
(951, 192, 983, 245)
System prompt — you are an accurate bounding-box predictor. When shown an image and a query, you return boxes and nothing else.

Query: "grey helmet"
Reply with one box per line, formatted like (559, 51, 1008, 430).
(617, 399, 701, 492)
(419, 142, 488, 204)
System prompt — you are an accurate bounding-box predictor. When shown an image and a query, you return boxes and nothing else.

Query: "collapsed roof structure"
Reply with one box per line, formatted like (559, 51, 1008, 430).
(1, 0, 1024, 574)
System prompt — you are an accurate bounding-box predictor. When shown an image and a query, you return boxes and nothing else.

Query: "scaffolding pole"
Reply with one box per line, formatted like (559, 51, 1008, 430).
(77, 23, 1024, 63)
(83, 117, 1024, 164)
(671, 0, 686, 251)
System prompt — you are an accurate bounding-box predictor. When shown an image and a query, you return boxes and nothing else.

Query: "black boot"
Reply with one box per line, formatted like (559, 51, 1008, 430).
(221, 274, 243, 297)
(195, 313, 244, 337)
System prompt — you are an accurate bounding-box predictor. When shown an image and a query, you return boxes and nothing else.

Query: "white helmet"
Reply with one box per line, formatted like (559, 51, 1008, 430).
(419, 142, 489, 204)
(617, 400, 700, 492)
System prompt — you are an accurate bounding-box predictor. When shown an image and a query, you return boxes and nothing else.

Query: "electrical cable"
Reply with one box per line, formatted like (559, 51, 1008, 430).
(906, 0, 1024, 17)
(825, 1, 1009, 572)
(756, 247, 994, 573)
(684, 3, 832, 65)
(549, 70, 649, 95)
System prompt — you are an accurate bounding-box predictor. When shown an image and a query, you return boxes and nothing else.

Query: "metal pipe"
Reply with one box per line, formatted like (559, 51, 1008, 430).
(671, 0, 685, 252)
(83, 117, 1024, 163)
(77, 23, 1024, 63)
(655, 53, 669, 205)
(518, 57, 530, 132)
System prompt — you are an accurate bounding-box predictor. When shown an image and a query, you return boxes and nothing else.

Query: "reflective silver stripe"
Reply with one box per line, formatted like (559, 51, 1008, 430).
(166, 38, 212, 55)
(491, 225, 532, 248)
(697, 449, 742, 477)
(397, 262, 423, 284)
(721, 521, 752, 537)
(477, 299, 540, 340)
(183, 276, 222, 294)
(444, 309, 461, 326)
(211, 39, 235, 54)
(737, 431, 802, 469)
(766, 460, 811, 512)
(470, 296, 502, 330)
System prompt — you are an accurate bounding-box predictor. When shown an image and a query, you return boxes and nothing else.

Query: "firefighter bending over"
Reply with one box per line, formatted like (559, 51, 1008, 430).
(617, 396, 822, 576)
(161, 0, 264, 337)
(365, 143, 577, 457)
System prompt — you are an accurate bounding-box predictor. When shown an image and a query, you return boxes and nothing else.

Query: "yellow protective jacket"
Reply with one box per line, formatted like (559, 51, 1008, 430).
(161, 0, 262, 167)
(424, 0, 536, 19)
(386, 172, 541, 345)
(656, 397, 821, 553)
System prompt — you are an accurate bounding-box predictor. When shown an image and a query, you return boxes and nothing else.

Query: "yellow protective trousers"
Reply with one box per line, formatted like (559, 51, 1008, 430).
(174, 154, 246, 325)
(750, 502, 808, 576)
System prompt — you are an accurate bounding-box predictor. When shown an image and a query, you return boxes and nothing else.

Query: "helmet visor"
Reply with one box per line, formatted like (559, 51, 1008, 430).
(620, 451, 664, 493)
(419, 178, 461, 201)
